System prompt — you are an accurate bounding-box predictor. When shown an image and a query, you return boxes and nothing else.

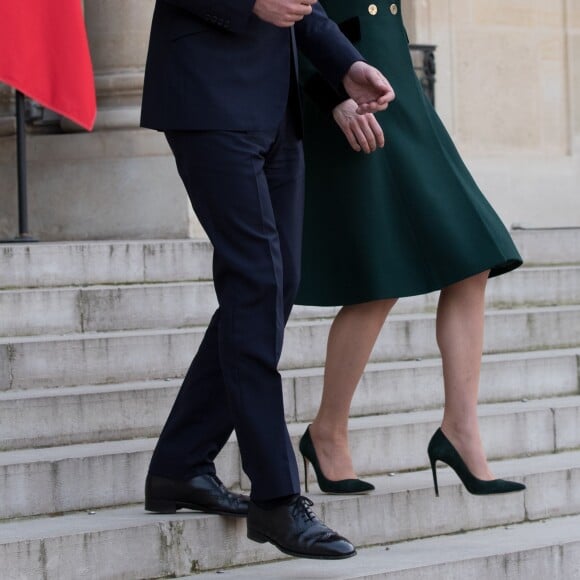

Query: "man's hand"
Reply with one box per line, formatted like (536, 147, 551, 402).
(343, 61, 395, 114)
(253, 0, 317, 27)
(333, 99, 384, 153)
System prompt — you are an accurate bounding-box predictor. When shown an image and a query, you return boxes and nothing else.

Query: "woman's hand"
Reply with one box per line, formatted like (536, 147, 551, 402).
(332, 99, 385, 153)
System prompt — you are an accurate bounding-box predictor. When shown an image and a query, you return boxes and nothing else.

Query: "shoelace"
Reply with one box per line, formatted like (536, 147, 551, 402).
(293, 497, 338, 541)
(209, 474, 224, 486)
(291, 496, 317, 523)
(209, 475, 242, 501)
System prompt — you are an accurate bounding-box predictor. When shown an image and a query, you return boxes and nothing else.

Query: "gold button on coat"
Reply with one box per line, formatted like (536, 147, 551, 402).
(390, 3, 398, 15)
(368, 4, 378, 15)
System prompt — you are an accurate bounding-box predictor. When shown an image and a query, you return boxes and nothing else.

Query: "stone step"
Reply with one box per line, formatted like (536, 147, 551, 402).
(2, 305, 578, 390)
(2, 451, 580, 578)
(286, 304, 580, 371)
(2, 264, 580, 337)
(191, 514, 580, 580)
(292, 347, 580, 423)
(0, 228, 578, 290)
(0, 239, 213, 290)
(0, 380, 181, 451)
(2, 396, 580, 520)
(513, 227, 580, 266)
(0, 437, 239, 521)
(292, 395, 580, 490)
(0, 282, 218, 338)
(1, 348, 578, 451)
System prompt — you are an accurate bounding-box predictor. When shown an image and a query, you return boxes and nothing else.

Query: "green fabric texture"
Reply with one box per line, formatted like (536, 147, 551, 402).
(296, 0, 522, 306)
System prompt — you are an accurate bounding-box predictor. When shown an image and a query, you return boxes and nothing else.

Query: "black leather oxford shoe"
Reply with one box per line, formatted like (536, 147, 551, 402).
(145, 473, 249, 517)
(247, 496, 356, 559)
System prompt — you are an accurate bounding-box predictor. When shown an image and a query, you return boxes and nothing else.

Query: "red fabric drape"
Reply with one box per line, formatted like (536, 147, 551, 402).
(0, 0, 96, 130)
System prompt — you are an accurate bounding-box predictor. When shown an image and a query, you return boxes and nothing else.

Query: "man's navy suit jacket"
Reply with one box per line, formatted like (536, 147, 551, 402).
(140, 0, 362, 131)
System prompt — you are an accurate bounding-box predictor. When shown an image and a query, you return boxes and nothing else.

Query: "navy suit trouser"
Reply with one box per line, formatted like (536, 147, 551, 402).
(148, 112, 304, 500)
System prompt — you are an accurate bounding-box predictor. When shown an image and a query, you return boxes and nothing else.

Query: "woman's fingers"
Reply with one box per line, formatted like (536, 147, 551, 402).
(342, 124, 362, 152)
(332, 99, 385, 153)
(351, 121, 372, 153)
(367, 114, 385, 148)
(350, 115, 384, 153)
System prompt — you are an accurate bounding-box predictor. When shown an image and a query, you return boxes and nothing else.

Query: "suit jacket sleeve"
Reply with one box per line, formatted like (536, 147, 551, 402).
(294, 3, 363, 95)
(160, 0, 255, 33)
(298, 15, 363, 113)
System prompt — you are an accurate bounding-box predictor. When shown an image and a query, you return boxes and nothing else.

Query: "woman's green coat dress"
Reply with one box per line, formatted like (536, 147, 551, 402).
(296, 0, 522, 307)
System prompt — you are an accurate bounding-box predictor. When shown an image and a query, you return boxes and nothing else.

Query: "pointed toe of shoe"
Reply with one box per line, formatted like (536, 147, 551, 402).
(320, 478, 375, 495)
(494, 479, 526, 494)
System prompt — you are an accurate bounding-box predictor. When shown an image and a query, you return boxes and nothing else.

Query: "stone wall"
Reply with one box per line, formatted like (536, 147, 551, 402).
(0, 0, 578, 240)
(569, 0, 580, 145)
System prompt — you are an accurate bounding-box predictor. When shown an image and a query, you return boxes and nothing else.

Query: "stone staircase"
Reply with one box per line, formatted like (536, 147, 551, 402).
(1, 228, 579, 579)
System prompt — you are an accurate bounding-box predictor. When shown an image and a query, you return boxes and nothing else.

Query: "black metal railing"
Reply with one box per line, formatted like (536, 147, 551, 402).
(0, 91, 36, 242)
(409, 44, 436, 106)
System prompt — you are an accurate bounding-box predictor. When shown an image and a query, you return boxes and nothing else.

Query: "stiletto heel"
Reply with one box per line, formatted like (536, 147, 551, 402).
(429, 457, 439, 497)
(427, 428, 526, 496)
(299, 426, 375, 494)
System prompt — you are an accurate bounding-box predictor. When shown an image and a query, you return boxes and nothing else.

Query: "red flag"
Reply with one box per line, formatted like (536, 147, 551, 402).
(0, 0, 96, 131)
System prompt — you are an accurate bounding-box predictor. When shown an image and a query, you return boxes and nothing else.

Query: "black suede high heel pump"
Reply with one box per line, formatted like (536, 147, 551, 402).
(427, 428, 526, 496)
(299, 426, 375, 494)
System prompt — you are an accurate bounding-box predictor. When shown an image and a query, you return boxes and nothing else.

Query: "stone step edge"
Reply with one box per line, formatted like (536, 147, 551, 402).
(0, 228, 576, 250)
(0, 239, 214, 292)
(2, 345, 578, 399)
(189, 514, 580, 579)
(2, 303, 579, 346)
(0, 280, 214, 293)
(2, 449, 579, 542)
(2, 393, 580, 466)
(2, 452, 579, 577)
(3, 265, 580, 341)
(1, 262, 577, 292)
(2, 347, 578, 453)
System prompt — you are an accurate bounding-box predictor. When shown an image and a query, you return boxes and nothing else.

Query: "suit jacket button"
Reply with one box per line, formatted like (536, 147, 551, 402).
(390, 3, 398, 15)
(368, 4, 378, 15)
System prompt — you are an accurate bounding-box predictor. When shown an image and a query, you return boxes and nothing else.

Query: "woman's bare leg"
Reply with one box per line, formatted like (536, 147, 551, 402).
(437, 270, 494, 480)
(309, 298, 398, 480)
